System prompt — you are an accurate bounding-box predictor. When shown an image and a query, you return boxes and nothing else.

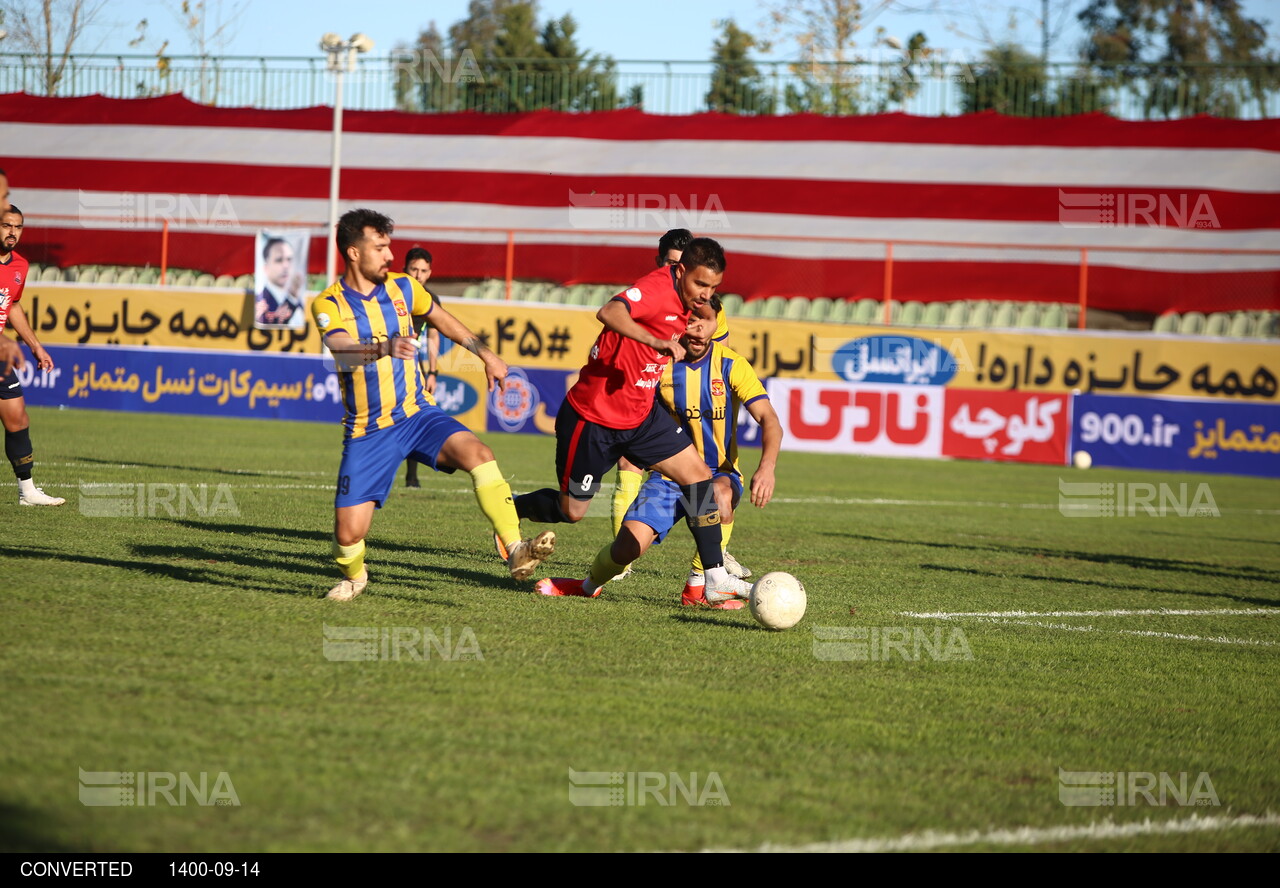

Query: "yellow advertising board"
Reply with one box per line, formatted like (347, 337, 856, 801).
(22, 285, 1277, 403)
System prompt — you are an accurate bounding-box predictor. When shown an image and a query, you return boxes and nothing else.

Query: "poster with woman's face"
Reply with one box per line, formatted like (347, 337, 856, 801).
(253, 229, 310, 330)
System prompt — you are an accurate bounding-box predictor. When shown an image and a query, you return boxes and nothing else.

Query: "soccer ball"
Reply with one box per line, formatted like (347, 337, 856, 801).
(749, 572, 807, 630)
(1073, 450, 1092, 469)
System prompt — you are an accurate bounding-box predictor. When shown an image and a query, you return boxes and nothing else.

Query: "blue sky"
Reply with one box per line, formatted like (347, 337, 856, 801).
(78, 0, 1280, 64)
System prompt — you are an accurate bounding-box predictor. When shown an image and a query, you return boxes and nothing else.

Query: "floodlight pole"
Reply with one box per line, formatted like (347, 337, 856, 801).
(322, 35, 372, 284)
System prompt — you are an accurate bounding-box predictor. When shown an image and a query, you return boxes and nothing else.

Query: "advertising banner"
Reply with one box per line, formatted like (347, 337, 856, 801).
(942, 389, 1069, 465)
(768, 378, 944, 457)
(1070, 393, 1280, 478)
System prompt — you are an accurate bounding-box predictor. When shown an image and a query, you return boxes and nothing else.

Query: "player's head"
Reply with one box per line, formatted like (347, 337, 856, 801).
(0, 168, 10, 213)
(262, 237, 294, 287)
(672, 237, 725, 313)
(656, 228, 692, 267)
(337, 208, 395, 285)
(404, 246, 433, 286)
(1, 204, 24, 257)
(682, 294, 721, 361)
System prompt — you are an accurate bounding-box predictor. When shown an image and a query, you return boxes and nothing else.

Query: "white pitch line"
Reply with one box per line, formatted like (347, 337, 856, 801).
(902, 608, 1279, 619)
(972, 617, 1279, 648)
(699, 812, 1280, 853)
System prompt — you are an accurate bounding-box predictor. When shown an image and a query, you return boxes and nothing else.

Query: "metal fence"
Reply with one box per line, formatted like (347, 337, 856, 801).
(2, 53, 1277, 118)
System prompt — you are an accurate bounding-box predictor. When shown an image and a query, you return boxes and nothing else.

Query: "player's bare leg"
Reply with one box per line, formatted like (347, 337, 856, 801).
(328, 502, 374, 600)
(652, 446, 749, 601)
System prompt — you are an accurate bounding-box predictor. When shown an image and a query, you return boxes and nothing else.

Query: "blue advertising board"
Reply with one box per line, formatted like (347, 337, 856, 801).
(22, 345, 345, 423)
(1071, 393, 1280, 479)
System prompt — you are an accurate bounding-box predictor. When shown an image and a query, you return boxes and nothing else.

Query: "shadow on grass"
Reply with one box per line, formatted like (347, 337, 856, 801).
(833, 532, 1280, 586)
(0, 544, 491, 606)
(69, 456, 291, 480)
(0, 802, 73, 852)
(168, 520, 493, 564)
(669, 612, 762, 631)
(919, 563, 1280, 608)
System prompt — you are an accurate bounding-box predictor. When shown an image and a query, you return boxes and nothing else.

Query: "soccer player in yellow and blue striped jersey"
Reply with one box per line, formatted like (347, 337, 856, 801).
(311, 209, 554, 601)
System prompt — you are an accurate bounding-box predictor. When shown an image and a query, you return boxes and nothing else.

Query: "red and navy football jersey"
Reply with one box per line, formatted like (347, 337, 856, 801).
(566, 265, 689, 430)
(0, 250, 29, 335)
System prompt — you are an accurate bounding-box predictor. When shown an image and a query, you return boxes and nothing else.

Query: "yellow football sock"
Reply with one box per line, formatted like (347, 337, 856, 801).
(332, 539, 366, 579)
(588, 541, 629, 589)
(692, 519, 734, 571)
(471, 461, 521, 550)
(611, 468, 643, 537)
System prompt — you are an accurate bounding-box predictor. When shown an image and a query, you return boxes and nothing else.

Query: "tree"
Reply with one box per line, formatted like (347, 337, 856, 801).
(707, 18, 776, 114)
(960, 41, 1110, 116)
(394, 1, 621, 113)
(1079, 0, 1280, 118)
(3, 0, 109, 95)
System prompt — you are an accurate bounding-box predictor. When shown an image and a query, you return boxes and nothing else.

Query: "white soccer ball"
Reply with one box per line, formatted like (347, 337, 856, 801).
(1073, 450, 1092, 469)
(749, 572, 807, 631)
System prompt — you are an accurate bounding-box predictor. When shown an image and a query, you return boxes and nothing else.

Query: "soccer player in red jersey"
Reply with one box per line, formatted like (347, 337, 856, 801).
(0, 203, 65, 506)
(0, 169, 21, 375)
(514, 237, 751, 603)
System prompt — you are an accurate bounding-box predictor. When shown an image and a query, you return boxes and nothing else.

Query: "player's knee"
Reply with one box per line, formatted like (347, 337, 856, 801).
(559, 496, 589, 523)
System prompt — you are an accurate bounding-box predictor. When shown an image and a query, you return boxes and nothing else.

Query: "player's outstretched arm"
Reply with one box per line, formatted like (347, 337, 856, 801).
(425, 305, 508, 392)
(6, 303, 53, 371)
(597, 300, 686, 363)
(746, 399, 783, 508)
(0, 336, 23, 374)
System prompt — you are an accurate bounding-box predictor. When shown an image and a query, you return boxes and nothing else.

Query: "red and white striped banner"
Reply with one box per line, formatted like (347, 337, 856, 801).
(3, 93, 1277, 311)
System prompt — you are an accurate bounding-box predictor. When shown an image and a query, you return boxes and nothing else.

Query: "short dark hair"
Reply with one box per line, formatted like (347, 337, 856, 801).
(261, 236, 289, 260)
(404, 247, 432, 270)
(337, 208, 394, 256)
(3, 203, 22, 221)
(709, 293, 723, 313)
(678, 237, 725, 275)
(658, 228, 692, 258)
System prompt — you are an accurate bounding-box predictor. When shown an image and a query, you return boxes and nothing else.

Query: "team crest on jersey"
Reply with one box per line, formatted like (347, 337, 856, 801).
(625, 287, 642, 302)
(12, 273, 20, 284)
(711, 379, 726, 398)
(316, 312, 331, 330)
(393, 299, 408, 317)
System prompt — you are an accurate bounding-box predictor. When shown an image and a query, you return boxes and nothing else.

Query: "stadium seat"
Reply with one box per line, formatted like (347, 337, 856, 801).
(737, 299, 762, 318)
(458, 284, 481, 300)
(1179, 311, 1206, 335)
(1203, 312, 1231, 336)
(76, 267, 99, 284)
(40, 265, 64, 282)
(761, 295, 789, 318)
(943, 301, 968, 327)
(1256, 312, 1279, 338)
(589, 285, 616, 306)
(117, 268, 139, 285)
(967, 302, 992, 328)
(480, 279, 506, 300)
(522, 283, 549, 303)
(1016, 302, 1041, 328)
(720, 293, 744, 316)
(138, 268, 160, 285)
(921, 302, 947, 326)
(562, 284, 589, 305)
(1228, 312, 1254, 338)
(1152, 313, 1180, 333)
(214, 274, 236, 288)
(194, 273, 215, 287)
(97, 268, 118, 285)
(898, 301, 924, 327)
(1040, 304, 1067, 329)
(854, 298, 881, 325)
(543, 286, 569, 305)
(233, 273, 253, 290)
(808, 296, 835, 322)
(783, 297, 809, 321)
(174, 271, 197, 287)
(991, 302, 1018, 328)
(827, 299, 854, 324)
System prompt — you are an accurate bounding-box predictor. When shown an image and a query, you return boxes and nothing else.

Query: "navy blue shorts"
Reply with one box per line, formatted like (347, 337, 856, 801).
(624, 471, 742, 543)
(0, 366, 22, 400)
(555, 398, 691, 501)
(335, 406, 466, 509)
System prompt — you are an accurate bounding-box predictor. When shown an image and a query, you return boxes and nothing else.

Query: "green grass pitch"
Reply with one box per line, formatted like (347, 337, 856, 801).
(2, 407, 1278, 852)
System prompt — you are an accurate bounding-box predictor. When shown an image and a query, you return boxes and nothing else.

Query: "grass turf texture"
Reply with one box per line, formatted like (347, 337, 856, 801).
(2, 406, 1278, 853)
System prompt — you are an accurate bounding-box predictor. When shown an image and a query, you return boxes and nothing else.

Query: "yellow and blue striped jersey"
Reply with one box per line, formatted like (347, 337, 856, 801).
(658, 341, 768, 476)
(312, 272, 435, 439)
(714, 307, 729, 342)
